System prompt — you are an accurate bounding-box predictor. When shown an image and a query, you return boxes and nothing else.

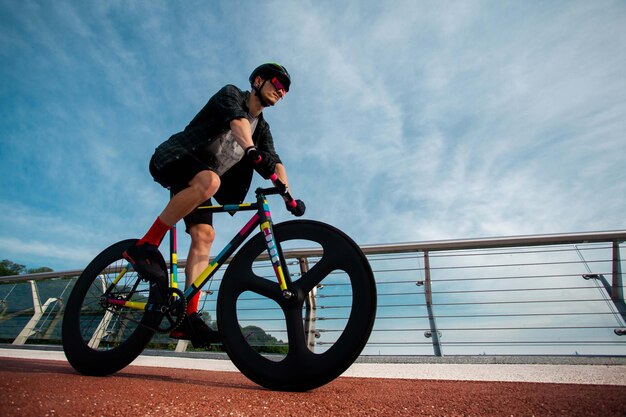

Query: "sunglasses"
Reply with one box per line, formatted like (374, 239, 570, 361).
(270, 77, 287, 95)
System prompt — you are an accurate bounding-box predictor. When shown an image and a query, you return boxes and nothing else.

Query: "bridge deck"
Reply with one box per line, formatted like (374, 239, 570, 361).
(1, 348, 625, 416)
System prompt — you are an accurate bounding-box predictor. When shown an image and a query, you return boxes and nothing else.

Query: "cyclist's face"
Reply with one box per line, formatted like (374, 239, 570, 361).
(269, 77, 287, 98)
(255, 77, 285, 106)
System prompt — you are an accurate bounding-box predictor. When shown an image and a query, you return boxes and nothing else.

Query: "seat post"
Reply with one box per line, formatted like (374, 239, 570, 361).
(169, 189, 179, 290)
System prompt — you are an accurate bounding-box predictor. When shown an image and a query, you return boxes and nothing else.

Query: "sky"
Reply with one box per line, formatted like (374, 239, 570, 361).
(1, 0, 625, 272)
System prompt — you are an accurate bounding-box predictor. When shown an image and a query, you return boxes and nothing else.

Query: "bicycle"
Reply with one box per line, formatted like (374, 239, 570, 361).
(62, 175, 377, 391)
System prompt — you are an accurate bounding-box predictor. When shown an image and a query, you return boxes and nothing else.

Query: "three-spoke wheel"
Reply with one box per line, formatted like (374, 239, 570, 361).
(217, 220, 377, 391)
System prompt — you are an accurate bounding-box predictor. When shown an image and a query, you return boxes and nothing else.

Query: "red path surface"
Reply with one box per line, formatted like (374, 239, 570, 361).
(1, 358, 625, 416)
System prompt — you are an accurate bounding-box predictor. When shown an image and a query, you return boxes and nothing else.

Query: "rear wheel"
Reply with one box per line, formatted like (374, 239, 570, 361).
(217, 220, 377, 391)
(61, 239, 167, 375)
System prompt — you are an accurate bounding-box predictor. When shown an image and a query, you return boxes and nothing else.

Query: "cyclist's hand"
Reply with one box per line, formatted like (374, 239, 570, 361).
(286, 199, 306, 217)
(245, 146, 276, 179)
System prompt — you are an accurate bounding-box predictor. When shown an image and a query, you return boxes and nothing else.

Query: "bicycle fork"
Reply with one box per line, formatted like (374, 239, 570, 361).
(258, 198, 294, 299)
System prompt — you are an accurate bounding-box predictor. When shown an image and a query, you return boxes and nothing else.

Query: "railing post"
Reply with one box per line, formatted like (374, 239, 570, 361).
(301, 257, 318, 352)
(42, 299, 64, 340)
(87, 275, 113, 349)
(612, 241, 623, 301)
(423, 250, 443, 356)
(13, 280, 59, 345)
(175, 340, 190, 352)
(611, 241, 626, 333)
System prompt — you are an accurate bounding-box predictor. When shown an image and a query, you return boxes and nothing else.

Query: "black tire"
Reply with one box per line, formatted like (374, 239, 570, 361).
(217, 220, 376, 391)
(62, 239, 164, 376)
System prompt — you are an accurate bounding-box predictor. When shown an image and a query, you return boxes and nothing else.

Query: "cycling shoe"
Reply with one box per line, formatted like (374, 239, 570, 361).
(170, 312, 221, 348)
(123, 243, 167, 281)
(123, 243, 168, 304)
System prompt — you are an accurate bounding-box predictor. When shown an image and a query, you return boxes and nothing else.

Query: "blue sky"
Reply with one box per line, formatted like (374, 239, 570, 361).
(1, 0, 625, 272)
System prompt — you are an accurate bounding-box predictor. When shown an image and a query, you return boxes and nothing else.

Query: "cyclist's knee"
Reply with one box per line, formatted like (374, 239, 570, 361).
(190, 170, 220, 201)
(189, 223, 215, 247)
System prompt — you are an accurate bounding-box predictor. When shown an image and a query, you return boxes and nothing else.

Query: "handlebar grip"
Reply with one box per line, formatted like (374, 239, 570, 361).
(288, 200, 297, 208)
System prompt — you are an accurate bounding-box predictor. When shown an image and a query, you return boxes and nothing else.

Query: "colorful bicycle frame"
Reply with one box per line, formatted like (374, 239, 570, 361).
(107, 182, 294, 314)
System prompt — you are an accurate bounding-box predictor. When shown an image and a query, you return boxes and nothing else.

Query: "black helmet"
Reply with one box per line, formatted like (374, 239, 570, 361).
(249, 63, 291, 92)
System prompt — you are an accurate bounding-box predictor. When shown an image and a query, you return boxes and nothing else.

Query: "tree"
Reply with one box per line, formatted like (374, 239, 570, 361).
(0, 259, 53, 276)
(27, 266, 53, 274)
(242, 325, 288, 354)
(0, 259, 25, 276)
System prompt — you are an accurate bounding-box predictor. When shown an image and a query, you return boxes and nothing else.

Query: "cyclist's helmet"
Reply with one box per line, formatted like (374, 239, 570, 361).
(249, 63, 291, 92)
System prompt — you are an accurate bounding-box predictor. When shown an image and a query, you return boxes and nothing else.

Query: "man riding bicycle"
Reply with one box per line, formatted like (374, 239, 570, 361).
(123, 63, 306, 348)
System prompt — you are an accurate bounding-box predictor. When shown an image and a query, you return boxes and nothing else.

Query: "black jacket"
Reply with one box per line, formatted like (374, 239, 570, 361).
(152, 85, 282, 204)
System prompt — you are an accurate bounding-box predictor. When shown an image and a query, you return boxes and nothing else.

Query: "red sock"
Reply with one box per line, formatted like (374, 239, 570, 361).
(187, 292, 200, 315)
(137, 217, 171, 247)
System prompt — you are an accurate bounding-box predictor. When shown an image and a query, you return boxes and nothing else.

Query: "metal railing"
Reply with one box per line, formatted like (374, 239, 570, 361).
(1, 230, 624, 357)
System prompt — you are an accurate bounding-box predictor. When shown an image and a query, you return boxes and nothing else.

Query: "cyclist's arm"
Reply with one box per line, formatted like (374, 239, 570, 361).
(275, 163, 299, 204)
(230, 117, 292, 198)
(229, 117, 255, 149)
(275, 163, 289, 188)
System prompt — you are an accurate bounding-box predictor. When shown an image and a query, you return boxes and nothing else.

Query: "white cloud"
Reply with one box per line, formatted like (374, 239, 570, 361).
(0, 236, 95, 268)
(1, 0, 625, 271)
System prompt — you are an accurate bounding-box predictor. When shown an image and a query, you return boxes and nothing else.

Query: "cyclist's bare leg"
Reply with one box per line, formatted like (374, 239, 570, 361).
(185, 223, 215, 314)
(159, 170, 221, 226)
(170, 222, 220, 343)
(125, 170, 220, 279)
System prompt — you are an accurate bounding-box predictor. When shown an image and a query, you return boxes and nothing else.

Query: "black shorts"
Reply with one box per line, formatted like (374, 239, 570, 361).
(149, 153, 218, 232)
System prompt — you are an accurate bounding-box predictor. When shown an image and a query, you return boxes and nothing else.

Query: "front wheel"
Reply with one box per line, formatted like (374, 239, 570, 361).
(217, 220, 377, 391)
(61, 239, 166, 376)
